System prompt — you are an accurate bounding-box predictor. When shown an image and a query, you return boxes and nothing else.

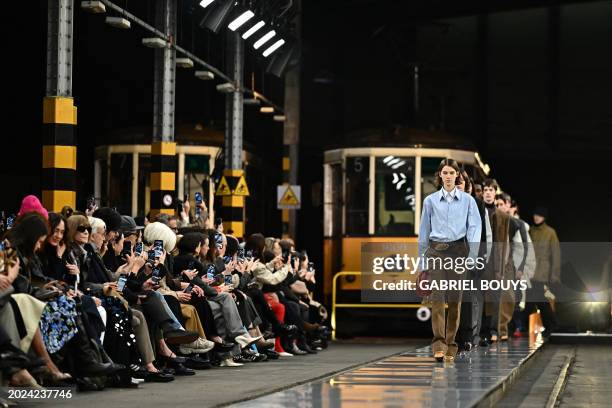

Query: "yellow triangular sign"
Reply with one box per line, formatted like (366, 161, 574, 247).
(279, 186, 299, 205)
(215, 176, 231, 196)
(233, 176, 250, 196)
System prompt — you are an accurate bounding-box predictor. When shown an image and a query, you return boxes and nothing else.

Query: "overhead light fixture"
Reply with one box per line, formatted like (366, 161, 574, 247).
(199, 0, 215, 7)
(273, 115, 286, 122)
(199, 0, 234, 33)
(253, 30, 275, 49)
(228, 10, 254, 31)
(242, 21, 265, 39)
(260, 106, 274, 113)
(262, 39, 285, 57)
(195, 70, 215, 80)
(243, 98, 260, 106)
(142, 38, 167, 48)
(81, 1, 106, 13)
(216, 83, 236, 93)
(105, 17, 131, 29)
(176, 58, 194, 68)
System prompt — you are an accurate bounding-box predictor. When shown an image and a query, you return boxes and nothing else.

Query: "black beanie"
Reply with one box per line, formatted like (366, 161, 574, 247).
(533, 206, 548, 219)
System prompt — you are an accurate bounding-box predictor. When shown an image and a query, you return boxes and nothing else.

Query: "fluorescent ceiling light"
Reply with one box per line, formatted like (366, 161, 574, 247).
(262, 39, 285, 57)
(105, 17, 130, 29)
(242, 21, 265, 39)
(253, 30, 276, 49)
(228, 10, 254, 31)
(273, 115, 286, 122)
(260, 106, 274, 113)
(195, 71, 215, 80)
(142, 38, 167, 48)
(81, 1, 106, 13)
(176, 58, 194, 68)
(199, 0, 215, 8)
(216, 83, 236, 93)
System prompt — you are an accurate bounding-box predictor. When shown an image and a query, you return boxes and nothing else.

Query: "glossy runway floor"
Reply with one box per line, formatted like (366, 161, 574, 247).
(234, 337, 544, 408)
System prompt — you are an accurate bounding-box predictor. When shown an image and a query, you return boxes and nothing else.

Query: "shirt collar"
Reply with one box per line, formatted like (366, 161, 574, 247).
(439, 187, 459, 201)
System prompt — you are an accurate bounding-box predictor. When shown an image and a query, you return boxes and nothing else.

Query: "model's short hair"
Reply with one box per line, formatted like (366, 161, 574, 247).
(496, 192, 511, 204)
(483, 178, 498, 191)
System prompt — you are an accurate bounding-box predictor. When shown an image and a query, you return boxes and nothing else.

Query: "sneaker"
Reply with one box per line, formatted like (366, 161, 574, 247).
(290, 343, 307, 355)
(180, 338, 214, 355)
(277, 351, 293, 357)
(220, 358, 243, 367)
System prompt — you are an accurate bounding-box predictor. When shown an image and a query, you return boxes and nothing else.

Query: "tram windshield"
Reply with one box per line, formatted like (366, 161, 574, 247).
(375, 156, 416, 236)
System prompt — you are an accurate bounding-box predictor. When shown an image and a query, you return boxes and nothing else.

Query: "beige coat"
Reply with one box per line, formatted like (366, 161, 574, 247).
(529, 222, 561, 283)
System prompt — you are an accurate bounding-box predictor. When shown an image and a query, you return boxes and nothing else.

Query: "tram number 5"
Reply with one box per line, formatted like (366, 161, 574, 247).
(353, 158, 364, 173)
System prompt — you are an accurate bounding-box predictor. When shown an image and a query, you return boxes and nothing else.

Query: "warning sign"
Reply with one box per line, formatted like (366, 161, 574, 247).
(233, 176, 250, 196)
(215, 177, 231, 196)
(277, 185, 301, 209)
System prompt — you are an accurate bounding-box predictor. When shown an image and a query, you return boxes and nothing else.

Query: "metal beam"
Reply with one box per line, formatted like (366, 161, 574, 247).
(225, 32, 244, 170)
(153, 0, 176, 143)
(46, 0, 73, 96)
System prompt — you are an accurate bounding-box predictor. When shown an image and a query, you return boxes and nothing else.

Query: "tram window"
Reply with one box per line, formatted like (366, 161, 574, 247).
(345, 157, 369, 235)
(375, 156, 415, 236)
(421, 157, 445, 199)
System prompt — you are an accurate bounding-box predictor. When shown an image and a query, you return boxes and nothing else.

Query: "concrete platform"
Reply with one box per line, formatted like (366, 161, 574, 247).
(234, 337, 544, 408)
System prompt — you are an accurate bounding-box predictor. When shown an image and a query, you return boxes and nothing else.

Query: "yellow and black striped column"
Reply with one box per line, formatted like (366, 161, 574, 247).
(281, 145, 290, 238)
(150, 141, 176, 216)
(221, 169, 245, 239)
(42, 96, 77, 212)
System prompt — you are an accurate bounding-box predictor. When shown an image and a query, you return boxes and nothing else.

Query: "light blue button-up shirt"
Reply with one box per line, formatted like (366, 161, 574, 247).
(418, 187, 482, 260)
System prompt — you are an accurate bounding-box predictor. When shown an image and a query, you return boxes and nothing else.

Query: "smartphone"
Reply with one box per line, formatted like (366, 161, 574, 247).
(245, 249, 254, 259)
(0, 242, 5, 251)
(154, 240, 164, 258)
(187, 260, 196, 270)
(224, 274, 233, 285)
(134, 242, 144, 257)
(308, 262, 315, 272)
(117, 276, 127, 292)
(147, 249, 156, 265)
(194, 192, 203, 218)
(184, 282, 195, 293)
(237, 248, 246, 263)
(6, 216, 14, 230)
(151, 265, 162, 284)
(282, 249, 290, 264)
(121, 241, 132, 258)
(205, 264, 216, 280)
(176, 199, 184, 214)
(223, 255, 233, 265)
(87, 196, 96, 212)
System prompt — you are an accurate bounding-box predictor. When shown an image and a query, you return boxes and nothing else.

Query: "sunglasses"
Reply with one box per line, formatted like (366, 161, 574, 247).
(76, 225, 92, 234)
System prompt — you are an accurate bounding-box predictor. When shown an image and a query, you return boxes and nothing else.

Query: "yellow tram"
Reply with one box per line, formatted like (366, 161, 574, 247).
(322, 127, 492, 335)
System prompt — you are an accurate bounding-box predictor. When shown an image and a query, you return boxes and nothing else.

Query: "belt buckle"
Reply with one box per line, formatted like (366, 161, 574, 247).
(433, 243, 449, 251)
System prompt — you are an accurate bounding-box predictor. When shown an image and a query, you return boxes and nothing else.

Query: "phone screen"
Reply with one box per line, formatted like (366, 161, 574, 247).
(205, 264, 215, 280)
(154, 240, 163, 258)
(184, 282, 194, 293)
(195, 192, 203, 217)
(117, 276, 127, 292)
(6, 216, 14, 230)
(152, 266, 162, 284)
(134, 242, 144, 256)
(224, 274, 233, 285)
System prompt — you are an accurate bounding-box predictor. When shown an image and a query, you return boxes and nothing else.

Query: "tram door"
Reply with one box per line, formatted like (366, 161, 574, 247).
(324, 162, 343, 296)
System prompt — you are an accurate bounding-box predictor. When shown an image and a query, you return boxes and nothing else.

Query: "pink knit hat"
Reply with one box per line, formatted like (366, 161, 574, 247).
(18, 195, 49, 220)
